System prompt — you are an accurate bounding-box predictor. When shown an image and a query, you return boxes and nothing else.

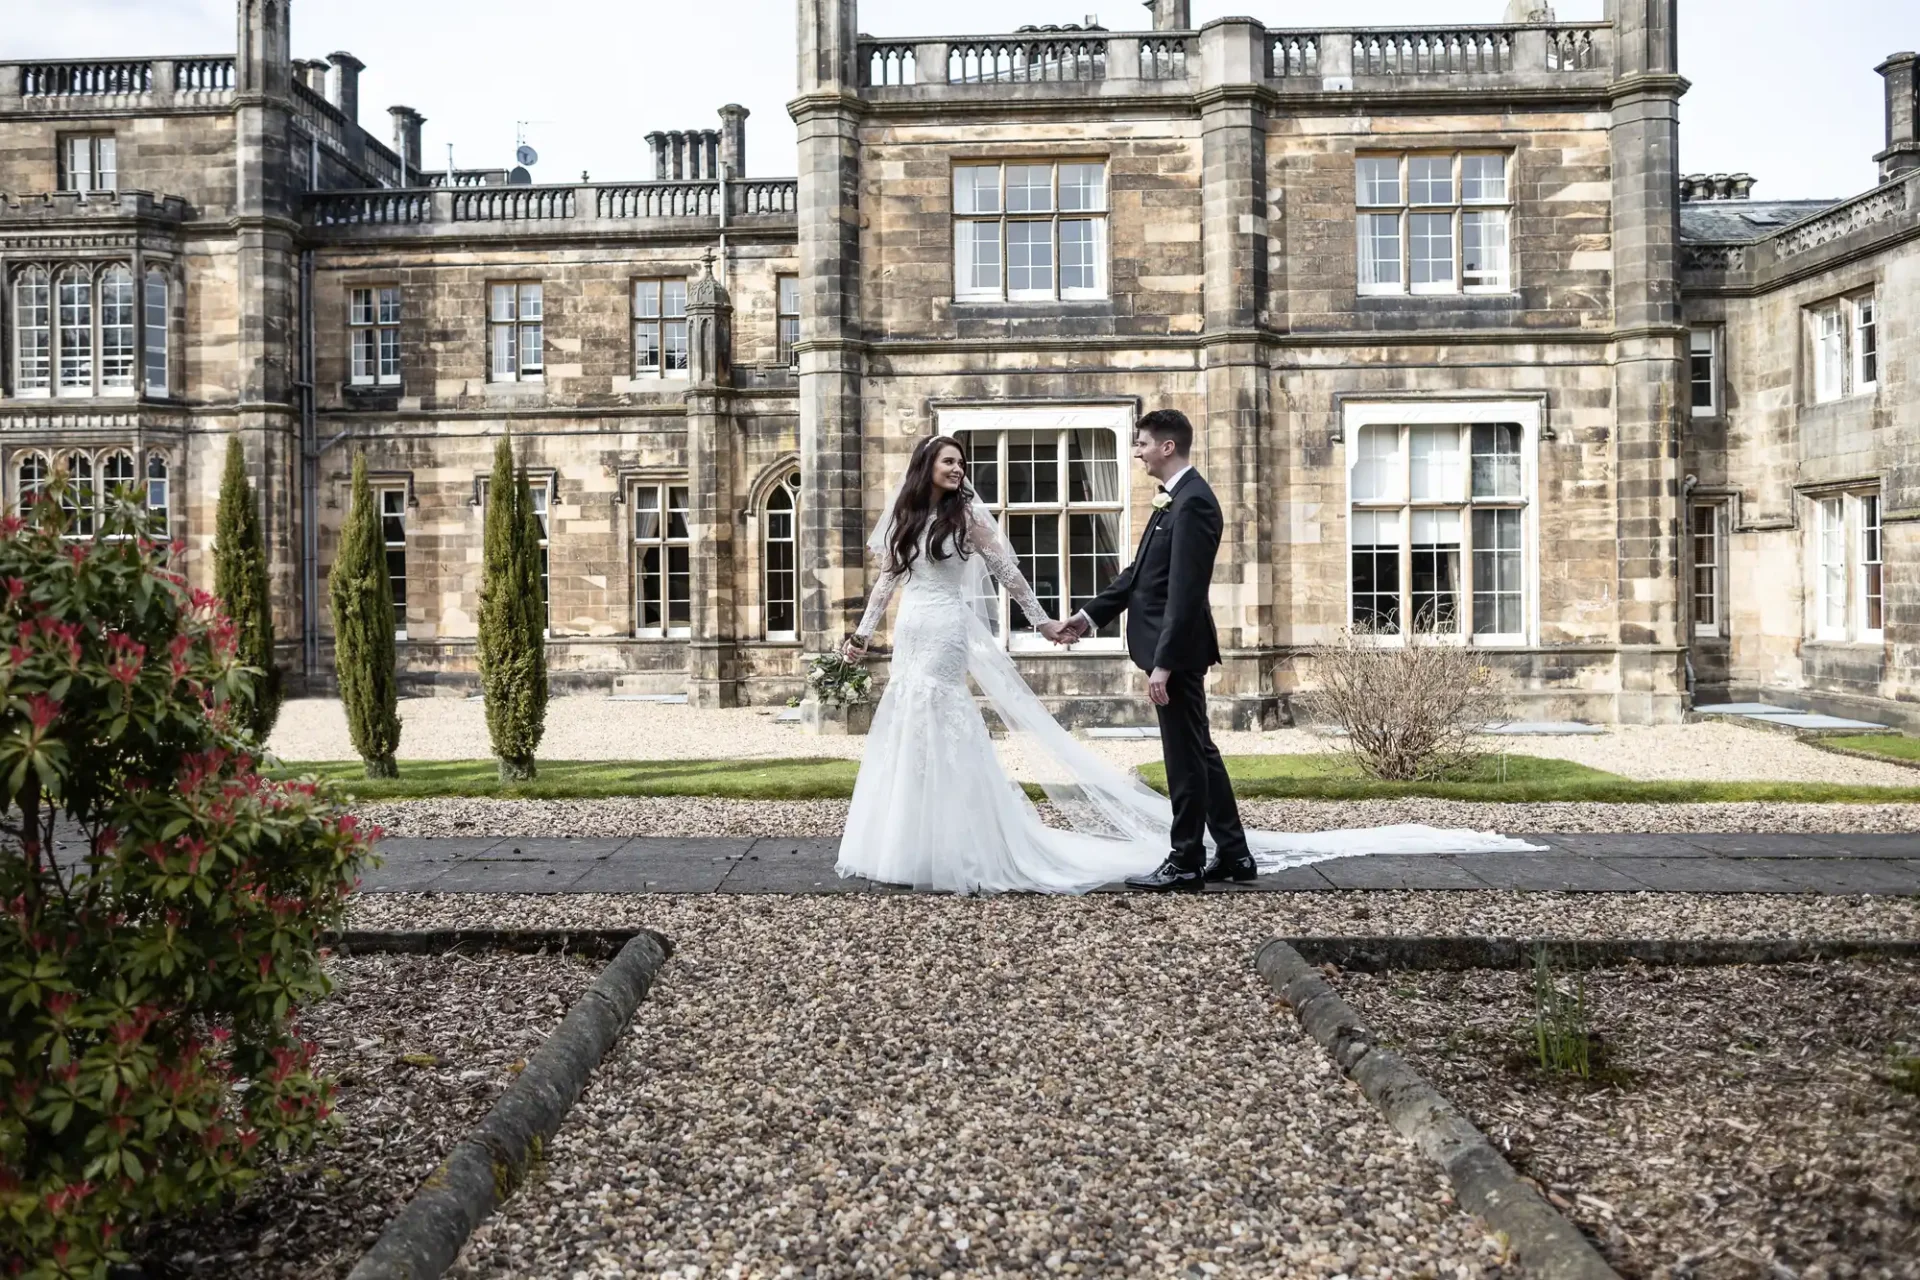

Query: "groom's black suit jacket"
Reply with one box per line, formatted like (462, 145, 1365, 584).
(1081, 469, 1222, 673)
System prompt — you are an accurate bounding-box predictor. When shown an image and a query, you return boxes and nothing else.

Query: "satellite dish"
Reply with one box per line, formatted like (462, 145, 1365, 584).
(507, 166, 532, 185)
(516, 144, 539, 167)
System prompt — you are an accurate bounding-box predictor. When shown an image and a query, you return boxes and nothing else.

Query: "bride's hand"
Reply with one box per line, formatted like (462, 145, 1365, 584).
(841, 635, 869, 662)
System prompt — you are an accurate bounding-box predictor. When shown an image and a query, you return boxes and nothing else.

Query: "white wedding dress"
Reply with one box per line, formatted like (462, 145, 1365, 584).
(835, 498, 1537, 894)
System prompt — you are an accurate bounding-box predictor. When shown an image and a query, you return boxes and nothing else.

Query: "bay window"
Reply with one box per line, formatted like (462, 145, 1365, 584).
(944, 407, 1129, 649)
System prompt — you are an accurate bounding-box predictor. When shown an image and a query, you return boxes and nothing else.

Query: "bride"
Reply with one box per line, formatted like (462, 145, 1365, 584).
(835, 433, 1532, 894)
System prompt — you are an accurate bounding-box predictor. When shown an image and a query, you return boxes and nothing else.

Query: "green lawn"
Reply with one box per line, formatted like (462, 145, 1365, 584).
(1134, 752, 1920, 804)
(272, 758, 863, 801)
(276, 750, 1920, 805)
(1822, 734, 1920, 765)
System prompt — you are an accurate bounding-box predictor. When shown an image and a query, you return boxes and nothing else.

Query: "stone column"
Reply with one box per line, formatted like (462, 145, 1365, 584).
(1876, 52, 1920, 181)
(1197, 17, 1277, 729)
(234, 0, 304, 666)
(1606, 0, 1688, 722)
(792, 0, 867, 681)
(685, 253, 741, 707)
(719, 104, 749, 177)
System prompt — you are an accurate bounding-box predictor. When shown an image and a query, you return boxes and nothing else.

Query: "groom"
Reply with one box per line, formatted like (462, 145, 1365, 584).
(1058, 410, 1256, 892)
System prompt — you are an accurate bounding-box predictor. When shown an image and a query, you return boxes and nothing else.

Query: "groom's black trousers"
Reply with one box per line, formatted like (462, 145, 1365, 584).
(1155, 668, 1250, 872)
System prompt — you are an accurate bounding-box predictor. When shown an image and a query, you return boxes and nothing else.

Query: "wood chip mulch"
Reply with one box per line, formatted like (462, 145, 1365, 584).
(1336, 959, 1920, 1280)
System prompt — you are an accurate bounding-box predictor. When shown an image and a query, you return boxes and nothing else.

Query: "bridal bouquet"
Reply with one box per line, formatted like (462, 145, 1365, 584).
(807, 650, 873, 707)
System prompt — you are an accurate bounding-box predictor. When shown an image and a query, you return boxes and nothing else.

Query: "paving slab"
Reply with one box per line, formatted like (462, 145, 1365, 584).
(1455, 852, 1654, 892)
(1694, 702, 1795, 715)
(1595, 857, 1801, 894)
(1315, 855, 1492, 891)
(1748, 712, 1888, 731)
(422, 860, 595, 894)
(1529, 833, 1716, 858)
(1483, 721, 1607, 736)
(374, 836, 505, 860)
(1805, 833, 1920, 859)
(567, 856, 733, 894)
(1759, 859, 1920, 895)
(473, 838, 633, 861)
(1682, 833, 1856, 858)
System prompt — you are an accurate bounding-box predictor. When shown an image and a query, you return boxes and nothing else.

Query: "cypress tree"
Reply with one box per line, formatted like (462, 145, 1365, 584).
(328, 453, 400, 778)
(478, 436, 548, 781)
(213, 437, 284, 742)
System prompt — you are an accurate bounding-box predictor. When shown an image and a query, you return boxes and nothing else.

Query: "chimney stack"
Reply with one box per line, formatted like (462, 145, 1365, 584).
(294, 59, 327, 94)
(719, 104, 749, 178)
(646, 131, 668, 180)
(1142, 0, 1190, 29)
(1877, 52, 1920, 181)
(388, 106, 424, 175)
(328, 51, 364, 123)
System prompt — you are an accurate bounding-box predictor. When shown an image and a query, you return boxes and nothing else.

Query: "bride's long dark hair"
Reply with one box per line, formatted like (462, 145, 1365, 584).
(886, 434, 975, 575)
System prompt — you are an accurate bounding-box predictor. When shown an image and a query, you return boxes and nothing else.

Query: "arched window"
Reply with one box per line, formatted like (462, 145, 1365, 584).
(764, 470, 800, 640)
(56, 268, 94, 394)
(12, 268, 51, 394)
(99, 450, 136, 540)
(14, 452, 50, 512)
(143, 268, 169, 395)
(145, 452, 170, 533)
(61, 452, 95, 537)
(100, 265, 135, 391)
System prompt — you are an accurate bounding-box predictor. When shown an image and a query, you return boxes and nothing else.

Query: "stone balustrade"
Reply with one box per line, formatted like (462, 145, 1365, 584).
(856, 21, 1612, 96)
(1681, 170, 1920, 288)
(21, 59, 153, 96)
(1772, 179, 1911, 258)
(302, 178, 799, 235)
(0, 57, 242, 110)
(172, 57, 235, 94)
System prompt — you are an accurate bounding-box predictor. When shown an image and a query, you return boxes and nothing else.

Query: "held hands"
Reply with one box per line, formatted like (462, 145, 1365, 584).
(1043, 615, 1091, 647)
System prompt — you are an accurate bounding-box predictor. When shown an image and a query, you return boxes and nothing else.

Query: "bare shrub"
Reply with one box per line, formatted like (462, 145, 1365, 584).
(1303, 621, 1511, 781)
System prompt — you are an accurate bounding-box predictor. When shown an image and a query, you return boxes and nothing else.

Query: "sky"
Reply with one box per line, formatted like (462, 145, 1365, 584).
(8, 0, 1911, 201)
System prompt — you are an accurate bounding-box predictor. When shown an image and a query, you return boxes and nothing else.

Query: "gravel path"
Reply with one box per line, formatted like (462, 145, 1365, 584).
(354, 794, 1920, 840)
(346, 890, 1920, 944)
(132, 952, 599, 1279)
(445, 896, 1504, 1280)
(269, 698, 1918, 786)
(1338, 961, 1920, 1280)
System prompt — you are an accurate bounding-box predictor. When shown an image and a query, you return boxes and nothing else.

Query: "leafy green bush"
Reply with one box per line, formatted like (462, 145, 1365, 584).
(478, 437, 547, 782)
(328, 454, 400, 778)
(0, 479, 376, 1278)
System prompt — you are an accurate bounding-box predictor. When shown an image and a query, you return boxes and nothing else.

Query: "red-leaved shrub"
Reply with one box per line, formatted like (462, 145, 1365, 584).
(0, 478, 377, 1278)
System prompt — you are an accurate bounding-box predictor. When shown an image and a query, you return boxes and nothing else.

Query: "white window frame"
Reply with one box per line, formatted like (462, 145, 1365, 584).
(61, 133, 117, 192)
(953, 161, 1109, 303)
(59, 450, 95, 537)
(142, 268, 169, 397)
(1689, 326, 1720, 417)
(776, 275, 800, 369)
(1859, 493, 1883, 642)
(1356, 152, 1512, 297)
(1342, 399, 1540, 647)
(939, 404, 1130, 654)
(1811, 490, 1885, 644)
(488, 282, 543, 382)
(631, 479, 691, 638)
(1690, 500, 1727, 637)
(350, 286, 401, 387)
(1815, 496, 1849, 640)
(1853, 295, 1878, 394)
(1810, 292, 1876, 404)
(375, 484, 408, 640)
(11, 450, 51, 513)
(476, 472, 555, 633)
(11, 267, 51, 397)
(763, 470, 800, 641)
(632, 278, 689, 379)
(144, 450, 170, 533)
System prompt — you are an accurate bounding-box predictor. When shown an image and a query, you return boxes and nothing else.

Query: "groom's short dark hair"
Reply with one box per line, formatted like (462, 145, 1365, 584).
(1136, 409, 1193, 457)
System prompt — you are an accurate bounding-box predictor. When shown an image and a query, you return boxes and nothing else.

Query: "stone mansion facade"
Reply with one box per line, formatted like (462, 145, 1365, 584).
(0, 0, 1915, 728)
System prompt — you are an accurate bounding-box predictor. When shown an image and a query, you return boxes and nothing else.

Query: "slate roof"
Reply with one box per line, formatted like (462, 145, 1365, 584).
(1680, 199, 1843, 243)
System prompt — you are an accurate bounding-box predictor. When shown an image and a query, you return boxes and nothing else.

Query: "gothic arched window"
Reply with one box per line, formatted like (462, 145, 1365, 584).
(764, 470, 800, 640)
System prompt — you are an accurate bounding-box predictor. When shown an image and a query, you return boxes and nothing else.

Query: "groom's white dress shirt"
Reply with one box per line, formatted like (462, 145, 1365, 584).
(1066, 465, 1193, 637)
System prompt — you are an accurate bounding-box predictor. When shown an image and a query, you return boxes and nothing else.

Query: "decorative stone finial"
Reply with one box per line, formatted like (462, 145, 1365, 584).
(689, 247, 730, 309)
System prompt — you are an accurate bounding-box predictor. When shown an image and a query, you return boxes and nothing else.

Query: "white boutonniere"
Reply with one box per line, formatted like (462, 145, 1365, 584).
(1150, 492, 1173, 512)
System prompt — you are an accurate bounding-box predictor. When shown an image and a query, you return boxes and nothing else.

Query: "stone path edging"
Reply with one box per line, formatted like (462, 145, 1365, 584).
(1255, 939, 1622, 1280)
(345, 929, 673, 1280)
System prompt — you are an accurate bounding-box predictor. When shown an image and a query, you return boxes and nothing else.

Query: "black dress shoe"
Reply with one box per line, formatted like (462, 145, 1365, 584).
(1204, 852, 1259, 883)
(1125, 859, 1205, 892)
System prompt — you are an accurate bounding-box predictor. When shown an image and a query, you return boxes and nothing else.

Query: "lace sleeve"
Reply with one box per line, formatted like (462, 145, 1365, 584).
(854, 566, 903, 640)
(969, 504, 1052, 630)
